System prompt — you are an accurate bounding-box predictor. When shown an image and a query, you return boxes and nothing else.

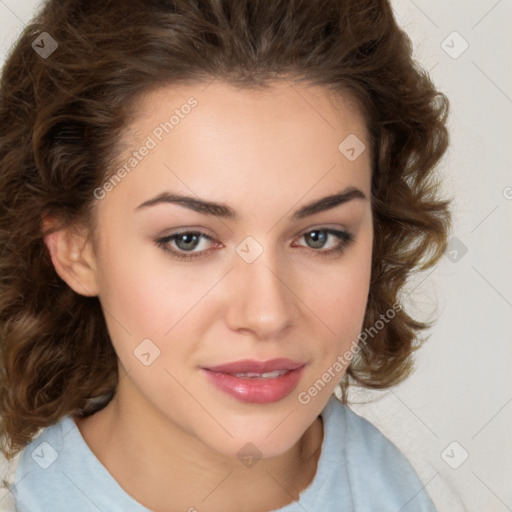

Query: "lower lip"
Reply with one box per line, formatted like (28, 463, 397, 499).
(202, 366, 305, 404)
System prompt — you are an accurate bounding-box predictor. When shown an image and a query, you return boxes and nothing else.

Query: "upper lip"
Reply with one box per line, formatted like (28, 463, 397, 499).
(203, 358, 306, 374)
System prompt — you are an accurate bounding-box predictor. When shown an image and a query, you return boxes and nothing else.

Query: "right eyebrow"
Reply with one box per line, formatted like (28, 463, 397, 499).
(136, 193, 236, 218)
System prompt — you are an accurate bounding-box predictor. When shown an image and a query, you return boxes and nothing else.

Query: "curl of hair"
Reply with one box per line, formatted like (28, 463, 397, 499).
(0, 0, 450, 459)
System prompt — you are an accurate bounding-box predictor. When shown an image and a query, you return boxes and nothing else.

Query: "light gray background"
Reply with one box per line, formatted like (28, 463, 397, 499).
(1, 1, 511, 511)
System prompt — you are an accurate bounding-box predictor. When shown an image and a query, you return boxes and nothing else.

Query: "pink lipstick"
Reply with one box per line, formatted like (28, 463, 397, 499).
(202, 358, 305, 404)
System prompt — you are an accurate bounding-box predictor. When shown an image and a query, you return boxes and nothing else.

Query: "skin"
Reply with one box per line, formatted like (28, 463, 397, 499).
(45, 79, 373, 512)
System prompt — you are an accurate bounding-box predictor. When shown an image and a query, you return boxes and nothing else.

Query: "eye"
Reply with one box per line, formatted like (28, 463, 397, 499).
(155, 231, 220, 261)
(293, 228, 354, 255)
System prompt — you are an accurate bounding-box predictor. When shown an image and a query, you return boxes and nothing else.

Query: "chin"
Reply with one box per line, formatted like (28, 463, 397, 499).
(194, 407, 313, 462)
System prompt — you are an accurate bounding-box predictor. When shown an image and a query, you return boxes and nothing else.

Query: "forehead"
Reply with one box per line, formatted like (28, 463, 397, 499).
(102, 79, 371, 216)
(129, 79, 368, 146)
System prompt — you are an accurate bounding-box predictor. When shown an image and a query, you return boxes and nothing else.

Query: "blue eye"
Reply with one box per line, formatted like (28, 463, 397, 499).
(173, 232, 203, 251)
(299, 229, 353, 251)
(155, 231, 216, 261)
(155, 228, 354, 262)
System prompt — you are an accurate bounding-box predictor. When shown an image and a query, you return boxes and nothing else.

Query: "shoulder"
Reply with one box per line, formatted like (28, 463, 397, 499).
(16, 416, 69, 475)
(0, 419, 63, 512)
(324, 396, 437, 511)
(342, 399, 411, 463)
(7, 416, 73, 511)
(7, 414, 151, 512)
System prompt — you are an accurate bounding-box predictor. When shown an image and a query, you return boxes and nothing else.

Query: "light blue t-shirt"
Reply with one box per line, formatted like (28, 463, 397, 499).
(10, 395, 436, 511)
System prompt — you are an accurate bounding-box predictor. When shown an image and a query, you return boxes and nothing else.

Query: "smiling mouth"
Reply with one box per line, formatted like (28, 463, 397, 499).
(201, 359, 306, 404)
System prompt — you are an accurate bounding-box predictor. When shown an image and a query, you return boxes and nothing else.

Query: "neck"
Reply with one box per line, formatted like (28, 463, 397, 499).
(74, 378, 324, 512)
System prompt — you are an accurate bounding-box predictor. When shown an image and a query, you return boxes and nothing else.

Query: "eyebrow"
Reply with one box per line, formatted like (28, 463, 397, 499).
(135, 186, 366, 220)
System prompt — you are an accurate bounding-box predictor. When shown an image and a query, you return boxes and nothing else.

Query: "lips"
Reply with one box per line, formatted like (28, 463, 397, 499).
(202, 358, 306, 404)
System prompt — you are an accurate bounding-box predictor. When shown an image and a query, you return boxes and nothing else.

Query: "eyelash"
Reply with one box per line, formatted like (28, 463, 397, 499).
(155, 228, 355, 262)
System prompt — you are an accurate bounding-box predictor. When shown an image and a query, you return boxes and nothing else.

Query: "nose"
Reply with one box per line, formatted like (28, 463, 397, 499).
(224, 248, 300, 340)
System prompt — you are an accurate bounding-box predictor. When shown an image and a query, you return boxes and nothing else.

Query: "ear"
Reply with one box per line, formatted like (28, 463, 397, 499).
(42, 218, 99, 297)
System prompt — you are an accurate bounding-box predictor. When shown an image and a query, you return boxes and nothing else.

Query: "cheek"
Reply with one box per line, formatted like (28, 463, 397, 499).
(97, 262, 173, 338)
(93, 237, 227, 382)
(310, 240, 372, 345)
(95, 258, 202, 388)
(294, 241, 372, 406)
(316, 275, 370, 362)
(94, 231, 210, 339)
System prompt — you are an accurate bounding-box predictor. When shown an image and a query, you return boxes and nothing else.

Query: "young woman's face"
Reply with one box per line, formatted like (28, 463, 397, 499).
(89, 80, 373, 459)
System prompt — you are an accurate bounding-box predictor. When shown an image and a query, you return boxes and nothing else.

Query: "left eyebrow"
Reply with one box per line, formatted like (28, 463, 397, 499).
(291, 187, 367, 220)
(135, 186, 366, 219)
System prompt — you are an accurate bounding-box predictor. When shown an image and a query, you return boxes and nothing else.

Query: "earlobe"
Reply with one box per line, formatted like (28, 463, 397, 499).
(43, 222, 99, 297)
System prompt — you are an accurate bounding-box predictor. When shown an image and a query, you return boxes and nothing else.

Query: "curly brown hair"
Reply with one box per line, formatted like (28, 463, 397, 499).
(0, 0, 450, 460)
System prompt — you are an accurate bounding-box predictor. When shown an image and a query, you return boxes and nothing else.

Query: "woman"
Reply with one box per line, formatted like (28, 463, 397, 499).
(0, 0, 450, 510)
